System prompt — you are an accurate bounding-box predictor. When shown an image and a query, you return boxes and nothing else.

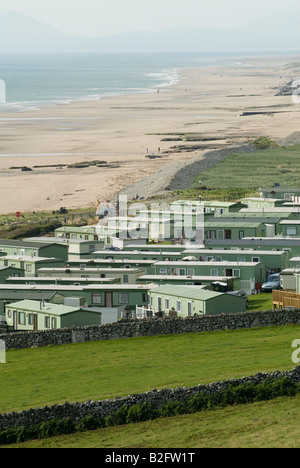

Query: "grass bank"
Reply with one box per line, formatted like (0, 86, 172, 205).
(190, 144, 300, 191)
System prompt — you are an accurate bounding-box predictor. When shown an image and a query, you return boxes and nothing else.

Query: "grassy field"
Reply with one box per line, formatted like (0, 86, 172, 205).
(189, 144, 300, 191)
(247, 293, 273, 311)
(0, 325, 298, 415)
(4, 394, 300, 448)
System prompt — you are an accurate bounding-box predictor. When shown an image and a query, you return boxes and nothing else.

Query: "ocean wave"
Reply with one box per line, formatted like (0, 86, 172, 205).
(0, 68, 181, 113)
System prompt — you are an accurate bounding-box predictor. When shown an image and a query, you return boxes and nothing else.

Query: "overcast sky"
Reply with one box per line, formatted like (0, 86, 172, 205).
(1, 0, 299, 37)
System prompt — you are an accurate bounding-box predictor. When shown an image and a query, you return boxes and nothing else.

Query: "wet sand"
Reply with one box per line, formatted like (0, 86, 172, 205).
(0, 55, 299, 214)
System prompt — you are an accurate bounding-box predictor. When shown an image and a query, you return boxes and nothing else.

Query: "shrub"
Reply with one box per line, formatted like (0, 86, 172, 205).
(77, 415, 105, 432)
(111, 405, 130, 426)
(37, 418, 76, 439)
(126, 403, 157, 424)
(253, 137, 279, 150)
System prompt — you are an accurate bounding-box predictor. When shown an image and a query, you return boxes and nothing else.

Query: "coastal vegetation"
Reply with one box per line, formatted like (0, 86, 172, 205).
(188, 143, 300, 191)
(252, 137, 280, 150)
(0, 207, 97, 239)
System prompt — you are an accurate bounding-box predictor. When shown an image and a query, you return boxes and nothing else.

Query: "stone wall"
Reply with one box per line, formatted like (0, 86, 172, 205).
(0, 365, 299, 430)
(1, 309, 300, 431)
(1, 308, 300, 351)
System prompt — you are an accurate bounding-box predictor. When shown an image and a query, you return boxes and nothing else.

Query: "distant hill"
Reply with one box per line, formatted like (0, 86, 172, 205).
(0, 11, 70, 51)
(1, 10, 300, 53)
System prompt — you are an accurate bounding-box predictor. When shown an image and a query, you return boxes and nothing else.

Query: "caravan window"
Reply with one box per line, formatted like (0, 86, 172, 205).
(286, 226, 297, 236)
(18, 312, 26, 325)
(187, 269, 195, 276)
(92, 294, 102, 304)
(119, 293, 129, 304)
(160, 268, 168, 275)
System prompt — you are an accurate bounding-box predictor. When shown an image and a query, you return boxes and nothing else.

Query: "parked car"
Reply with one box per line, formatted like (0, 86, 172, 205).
(226, 290, 248, 307)
(261, 273, 281, 293)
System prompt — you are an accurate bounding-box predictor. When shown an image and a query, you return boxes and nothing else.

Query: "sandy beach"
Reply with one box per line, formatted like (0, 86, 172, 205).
(0, 54, 299, 214)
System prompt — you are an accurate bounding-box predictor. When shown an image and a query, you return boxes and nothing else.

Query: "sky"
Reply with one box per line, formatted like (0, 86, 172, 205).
(0, 0, 300, 37)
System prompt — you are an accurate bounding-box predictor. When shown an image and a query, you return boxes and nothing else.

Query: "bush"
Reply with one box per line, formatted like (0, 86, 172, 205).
(77, 415, 105, 432)
(126, 403, 157, 424)
(253, 137, 279, 150)
(37, 418, 76, 439)
(111, 405, 130, 426)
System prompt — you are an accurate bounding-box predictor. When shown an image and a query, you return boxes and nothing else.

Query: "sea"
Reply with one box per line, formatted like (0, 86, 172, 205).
(0, 51, 258, 113)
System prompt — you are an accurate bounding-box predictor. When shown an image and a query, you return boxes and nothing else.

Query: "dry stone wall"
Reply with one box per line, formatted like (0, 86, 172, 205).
(1, 309, 300, 431)
(1, 308, 300, 351)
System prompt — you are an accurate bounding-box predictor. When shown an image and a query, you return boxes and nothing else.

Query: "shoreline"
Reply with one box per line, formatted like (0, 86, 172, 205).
(0, 68, 181, 115)
(0, 54, 299, 215)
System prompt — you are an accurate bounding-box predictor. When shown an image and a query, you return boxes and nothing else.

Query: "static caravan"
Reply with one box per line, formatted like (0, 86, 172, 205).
(280, 268, 300, 291)
(148, 285, 246, 317)
(55, 225, 104, 242)
(259, 186, 300, 200)
(5, 276, 120, 287)
(92, 250, 182, 262)
(66, 259, 156, 275)
(182, 248, 288, 272)
(0, 266, 25, 283)
(137, 274, 241, 291)
(123, 244, 188, 253)
(153, 260, 265, 294)
(0, 256, 64, 277)
(0, 283, 158, 313)
(279, 220, 300, 237)
(204, 217, 282, 240)
(37, 266, 145, 284)
(0, 290, 65, 317)
(5, 299, 101, 331)
(240, 197, 286, 210)
(204, 238, 300, 259)
(0, 239, 69, 262)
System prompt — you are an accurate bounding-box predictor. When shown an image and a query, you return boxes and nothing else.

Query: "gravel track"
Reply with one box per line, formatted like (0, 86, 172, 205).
(118, 143, 258, 200)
